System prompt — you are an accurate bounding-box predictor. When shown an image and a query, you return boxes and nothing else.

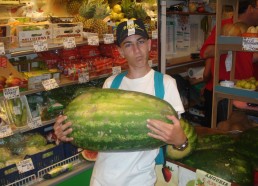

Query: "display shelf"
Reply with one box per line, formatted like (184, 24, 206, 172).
(215, 85, 258, 103)
(166, 11, 216, 16)
(211, 0, 257, 128)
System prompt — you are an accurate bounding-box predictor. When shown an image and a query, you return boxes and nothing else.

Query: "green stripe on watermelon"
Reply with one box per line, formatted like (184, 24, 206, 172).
(65, 88, 178, 151)
(166, 118, 197, 160)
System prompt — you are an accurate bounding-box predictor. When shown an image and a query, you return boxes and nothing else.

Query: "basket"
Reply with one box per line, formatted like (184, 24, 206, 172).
(0, 163, 36, 186)
(25, 144, 65, 174)
(63, 142, 79, 159)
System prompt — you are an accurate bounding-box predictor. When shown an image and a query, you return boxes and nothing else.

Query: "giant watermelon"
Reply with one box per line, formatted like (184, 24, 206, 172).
(65, 88, 178, 151)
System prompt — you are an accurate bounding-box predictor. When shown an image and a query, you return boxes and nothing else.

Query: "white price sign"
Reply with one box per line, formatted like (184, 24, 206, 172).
(33, 40, 48, 52)
(0, 42, 5, 55)
(242, 37, 258, 51)
(103, 34, 114, 44)
(16, 158, 34, 174)
(63, 37, 76, 49)
(152, 30, 158, 39)
(0, 125, 13, 138)
(78, 72, 89, 83)
(42, 78, 59, 91)
(112, 66, 121, 75)
(28, 116, 42, 129)
(88, 36, 99, 46)
(3, 86, 20, 99)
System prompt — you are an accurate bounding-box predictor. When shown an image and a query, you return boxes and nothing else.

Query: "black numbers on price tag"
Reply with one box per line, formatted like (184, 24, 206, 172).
(63, 37, 76, 49)
(42, 78, 59, 91)
(33, 40, 48, 52)
(3, 86, 20, 99)
(17, 158, 35, 174)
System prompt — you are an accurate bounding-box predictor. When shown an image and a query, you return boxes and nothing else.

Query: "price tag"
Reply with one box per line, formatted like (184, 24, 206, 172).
(13, 105, 21, 115)
(112, 66, 121, 75)
(148, 60, 153, 67)
(28, 116, 42, 129)
(242, 37, 258, 51)
(152, 30, 158, 39)
(103, 34, 114, 44)
(3, 86, 20, 99)
(195, 169, 231, 186)
(88, 35, 99, 46)
(0, 125, 13, 138)
(42, 78, 59, 91)
(78, 71, 89, 83)
(0, 42, 5, 55)
(16, 158, 34, 174)
(33, 40, 48, 52)
(63, 37, 76, 49)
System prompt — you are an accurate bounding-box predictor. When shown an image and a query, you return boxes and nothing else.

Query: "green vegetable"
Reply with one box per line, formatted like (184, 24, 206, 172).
(65, 88, 177, 151)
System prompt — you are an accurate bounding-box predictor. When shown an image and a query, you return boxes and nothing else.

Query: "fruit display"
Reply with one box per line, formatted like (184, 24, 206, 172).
(177, 130, 258, 186)
(235, 76, 258, 90)
(221, 22, 248, 36)
(65, 88, 178, 151)
(0, 96, 30, 128)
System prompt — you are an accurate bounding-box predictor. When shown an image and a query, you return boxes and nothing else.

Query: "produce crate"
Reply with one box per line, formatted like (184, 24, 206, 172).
(52, 22, 83, 44)
(16, 23, 53, 47)
(63, 142, 79, 159)
(0, 163, 36, 186)
(25, 144, 65, 174)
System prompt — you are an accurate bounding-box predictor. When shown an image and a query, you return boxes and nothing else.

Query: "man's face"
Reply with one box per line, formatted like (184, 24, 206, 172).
(118, 35, 151, 68)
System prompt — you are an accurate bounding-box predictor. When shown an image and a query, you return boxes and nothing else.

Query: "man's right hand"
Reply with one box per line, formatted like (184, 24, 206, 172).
(54, 115, 73, 142)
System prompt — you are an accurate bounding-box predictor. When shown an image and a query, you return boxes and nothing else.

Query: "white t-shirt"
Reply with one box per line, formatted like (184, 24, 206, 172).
(90, 69, 184, 186)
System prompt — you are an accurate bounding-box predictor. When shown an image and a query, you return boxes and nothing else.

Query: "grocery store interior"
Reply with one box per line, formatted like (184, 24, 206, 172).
(0, 0, 258, 185)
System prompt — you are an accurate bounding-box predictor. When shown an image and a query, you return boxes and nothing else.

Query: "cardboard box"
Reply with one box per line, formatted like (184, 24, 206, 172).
(52, 22, 83, 44)
(16, 23, 53, 47)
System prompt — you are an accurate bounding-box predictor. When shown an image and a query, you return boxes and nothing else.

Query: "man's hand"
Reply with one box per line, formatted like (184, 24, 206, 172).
(53, 115, 73, 142)
(147, 115, 187, 146)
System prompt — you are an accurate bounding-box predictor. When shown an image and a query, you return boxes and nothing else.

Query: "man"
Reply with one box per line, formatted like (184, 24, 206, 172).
(200, 0, 258, 127)
(54, 19, 190, 185)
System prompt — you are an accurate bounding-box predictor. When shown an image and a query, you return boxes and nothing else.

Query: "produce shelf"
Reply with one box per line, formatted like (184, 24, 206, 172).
(214, 85, 258, 104)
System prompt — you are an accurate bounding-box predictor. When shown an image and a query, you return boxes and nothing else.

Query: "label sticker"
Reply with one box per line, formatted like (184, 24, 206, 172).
(112, 66, 121, 75)
(42, 78, 59, 91)
(3, 86, 20, 99)
(33, 40, 48, 52)
(103, 34, 114, 44)
(63, 37, 76, 49)
(28, 116, 42, 129)
(17, 158, 35, 174)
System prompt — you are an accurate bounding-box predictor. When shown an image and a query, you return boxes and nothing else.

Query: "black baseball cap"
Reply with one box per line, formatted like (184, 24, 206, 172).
(116, 19, 149, 46)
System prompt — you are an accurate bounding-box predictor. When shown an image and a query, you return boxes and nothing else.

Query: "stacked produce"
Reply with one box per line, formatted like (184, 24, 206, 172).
(235, 76, 258, 90)
(176, 128, 258, 185)
(0, 96, 30, 129)
(0, 133, 55, 169)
